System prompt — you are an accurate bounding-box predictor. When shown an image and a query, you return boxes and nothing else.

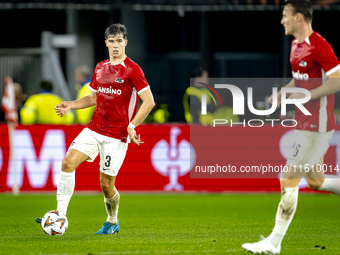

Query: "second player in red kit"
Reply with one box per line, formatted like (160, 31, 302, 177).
(242, 1, 340, 254)
(290, 31, 340, 132)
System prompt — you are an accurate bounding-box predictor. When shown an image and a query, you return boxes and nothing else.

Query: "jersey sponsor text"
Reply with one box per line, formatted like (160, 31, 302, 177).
(292, 70, 309, 80)
(98, 86, 122, 95)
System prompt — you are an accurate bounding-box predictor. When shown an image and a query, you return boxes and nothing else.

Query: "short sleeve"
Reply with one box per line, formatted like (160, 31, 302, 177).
(88, 64, 98, 92)
(130, 64, 150, 95)
(314, 38, 340, 76)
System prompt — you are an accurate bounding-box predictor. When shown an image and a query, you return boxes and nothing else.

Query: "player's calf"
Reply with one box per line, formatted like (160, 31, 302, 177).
(318, 175, 340, 195)
(306, 177, 324, 190)
(266, 187, 299, 249)
(104, 191, 120, 225)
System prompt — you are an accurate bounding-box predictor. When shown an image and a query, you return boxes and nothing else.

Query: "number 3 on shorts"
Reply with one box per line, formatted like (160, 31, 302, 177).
(105, 155, 111, 167)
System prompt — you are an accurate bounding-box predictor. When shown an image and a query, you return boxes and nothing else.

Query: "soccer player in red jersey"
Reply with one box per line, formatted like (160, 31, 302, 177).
(36, 24, 155, 234)
(242, 0, 340, 253)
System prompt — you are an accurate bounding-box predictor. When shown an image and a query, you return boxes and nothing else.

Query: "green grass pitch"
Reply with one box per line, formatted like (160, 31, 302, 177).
(0, 193, 339, 255)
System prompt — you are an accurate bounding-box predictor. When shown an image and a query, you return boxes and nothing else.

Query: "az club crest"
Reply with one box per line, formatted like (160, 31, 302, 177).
(115, 78, 124, 83)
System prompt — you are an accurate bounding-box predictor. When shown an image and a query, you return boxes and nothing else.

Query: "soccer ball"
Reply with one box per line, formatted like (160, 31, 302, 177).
(41, 210, 68, 235)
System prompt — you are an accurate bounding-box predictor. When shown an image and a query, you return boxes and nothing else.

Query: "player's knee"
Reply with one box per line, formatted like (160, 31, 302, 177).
(61, 157, 75, 172)
(280, 178, 299, 187)
(280, 178, 289, 187)
(100, 179, 113, 195)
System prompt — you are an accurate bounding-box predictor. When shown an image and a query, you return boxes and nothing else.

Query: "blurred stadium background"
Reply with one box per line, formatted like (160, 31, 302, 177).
(1, 2, 340, 254)
(1, 0, 340, 194)
(1, 0, 340, 122)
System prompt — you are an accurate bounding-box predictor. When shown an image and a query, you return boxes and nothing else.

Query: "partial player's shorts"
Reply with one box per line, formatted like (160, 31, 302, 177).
(69, 128, 128, 176)
(287, 129, 334, 170)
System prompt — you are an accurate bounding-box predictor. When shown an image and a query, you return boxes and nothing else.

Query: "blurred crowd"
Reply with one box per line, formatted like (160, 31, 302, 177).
(3, 65, 340, 126)
(0, 65, 297, 126)
(0, 65, 173, 125)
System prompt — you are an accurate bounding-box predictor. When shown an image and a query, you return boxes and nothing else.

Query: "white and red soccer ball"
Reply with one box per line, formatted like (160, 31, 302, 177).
(41, 210, 68, 236)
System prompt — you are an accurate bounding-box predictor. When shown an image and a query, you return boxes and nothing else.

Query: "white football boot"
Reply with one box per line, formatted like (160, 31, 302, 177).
(242, 236, 281, 254)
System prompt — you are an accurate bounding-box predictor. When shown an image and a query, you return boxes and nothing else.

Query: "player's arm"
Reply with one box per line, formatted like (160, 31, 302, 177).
(288, 70, 340, 101)
(268, 79, 295, 107)
(55, 90, 96, 117)
(289, 39, 340, 101)
(127, 89, 155, 145)
(309, 70, 340, 99)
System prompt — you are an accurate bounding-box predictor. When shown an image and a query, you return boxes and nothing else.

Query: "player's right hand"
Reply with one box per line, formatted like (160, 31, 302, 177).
(127, 127, 144, 145)
(55, 101, 71, 117)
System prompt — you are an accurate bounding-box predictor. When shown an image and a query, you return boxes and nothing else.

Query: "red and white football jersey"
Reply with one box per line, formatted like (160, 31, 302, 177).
(291, 32, 340, 132)
(87, 57, 150, 142)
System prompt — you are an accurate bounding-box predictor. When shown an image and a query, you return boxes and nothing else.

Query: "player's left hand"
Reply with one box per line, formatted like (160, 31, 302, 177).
(127, 127, 144, 145)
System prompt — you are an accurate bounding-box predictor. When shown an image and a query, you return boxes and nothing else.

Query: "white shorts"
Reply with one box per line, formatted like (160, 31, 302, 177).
(69, 128, 128, 176)
(287, 129, 334, 167)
